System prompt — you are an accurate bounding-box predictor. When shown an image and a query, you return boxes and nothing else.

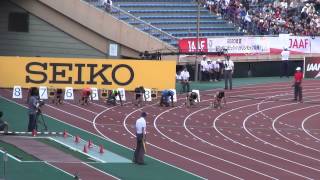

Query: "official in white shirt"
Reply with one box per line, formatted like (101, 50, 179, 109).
(223, 56, 234, 90)
(180, 67, 190, 93)
(133, 112, 147, 165)
(200, 56, 207, 81)
(281, 48, 290, 78)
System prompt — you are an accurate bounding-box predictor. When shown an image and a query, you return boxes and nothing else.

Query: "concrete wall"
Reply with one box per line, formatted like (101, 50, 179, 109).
(0, 0, 106, 58)
(37, 0, 176, 56)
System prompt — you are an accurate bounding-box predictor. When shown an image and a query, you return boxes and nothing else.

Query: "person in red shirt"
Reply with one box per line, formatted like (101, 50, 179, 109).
(81, 87, 91, 105)
(293, 67, 303, 102)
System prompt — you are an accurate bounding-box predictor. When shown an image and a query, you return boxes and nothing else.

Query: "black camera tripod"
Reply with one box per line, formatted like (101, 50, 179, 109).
(36, 109, 48, 131)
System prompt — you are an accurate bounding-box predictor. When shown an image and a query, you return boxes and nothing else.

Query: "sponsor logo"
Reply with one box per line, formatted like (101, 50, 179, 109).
(304, 57, 320, 78)
(306, 63, 320, 71)
(25, 62, 134, 86)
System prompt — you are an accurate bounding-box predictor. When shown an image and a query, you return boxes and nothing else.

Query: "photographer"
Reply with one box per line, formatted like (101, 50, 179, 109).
(28, 87, 40, 132)
(0, 111, 9, 133)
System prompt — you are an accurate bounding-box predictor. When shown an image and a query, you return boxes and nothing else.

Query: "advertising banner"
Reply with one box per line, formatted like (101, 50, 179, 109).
(304, 57, 320, 78)
(0, 56, 176, 90)
(178, 38, 208, 53)
(179, 36, 320, 56)
(207, 36, 269, 54)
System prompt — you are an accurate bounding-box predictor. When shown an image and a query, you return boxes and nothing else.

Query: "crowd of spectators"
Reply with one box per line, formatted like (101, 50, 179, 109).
(201, 0, 320, 36)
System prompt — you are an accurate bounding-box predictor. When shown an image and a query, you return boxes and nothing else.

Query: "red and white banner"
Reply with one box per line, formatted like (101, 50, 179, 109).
(304, 57, 320, 78)
(178, 36, 320, 55)
(178, 38, 208, 53)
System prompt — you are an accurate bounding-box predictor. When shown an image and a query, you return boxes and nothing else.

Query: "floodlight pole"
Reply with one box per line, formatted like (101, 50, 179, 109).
(194, 0, 201, 81)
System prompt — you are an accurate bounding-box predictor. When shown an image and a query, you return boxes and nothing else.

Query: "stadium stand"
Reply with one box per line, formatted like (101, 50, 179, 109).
(83, 0, 243, 46)
(203, 0, 320, 36)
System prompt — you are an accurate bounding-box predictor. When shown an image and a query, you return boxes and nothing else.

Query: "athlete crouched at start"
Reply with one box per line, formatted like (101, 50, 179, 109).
(213, 91, 226, 109)
(55, 88, 63, 104)
(160, 90, 174, 107)
(134, 86, 146, 107)
(186, 91, 199, 107)
(80, 87, 92, 105)
(107, 90, 122, 106)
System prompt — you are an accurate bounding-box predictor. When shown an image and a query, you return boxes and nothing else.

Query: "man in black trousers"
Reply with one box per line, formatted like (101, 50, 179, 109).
(28, 87, 39, 132)
(223, 56, 234, 90)
(133, 112, 147, 165)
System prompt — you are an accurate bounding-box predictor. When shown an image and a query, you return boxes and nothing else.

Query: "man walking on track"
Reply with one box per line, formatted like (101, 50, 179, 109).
(133, 112, 147, 165)
(223, 56, 234, 90)
(293, 67, 303, 102)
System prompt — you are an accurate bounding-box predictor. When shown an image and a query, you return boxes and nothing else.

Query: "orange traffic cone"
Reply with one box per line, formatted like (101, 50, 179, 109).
(63, 130, 67, 139)
(99, 144, 104, 154)
(32, 129, 37, 137)
(75, 135, 80, 143)
(83, 145, 88, 153)
(88, 140, 93, 148)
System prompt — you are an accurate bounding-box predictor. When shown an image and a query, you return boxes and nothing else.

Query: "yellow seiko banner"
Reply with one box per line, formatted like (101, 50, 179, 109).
(0, 56, 176, 90)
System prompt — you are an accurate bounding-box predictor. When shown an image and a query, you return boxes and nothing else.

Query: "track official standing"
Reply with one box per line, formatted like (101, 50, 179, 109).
(293, 67, 303, 102)
(281, 48, 290, 78)
(180, 67, 190, 93)
(133, 112, 147, 165)
(223, 56, 234, 90)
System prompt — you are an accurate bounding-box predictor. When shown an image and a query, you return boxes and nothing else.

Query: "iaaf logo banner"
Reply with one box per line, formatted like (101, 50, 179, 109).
(304, 57, 320, 78)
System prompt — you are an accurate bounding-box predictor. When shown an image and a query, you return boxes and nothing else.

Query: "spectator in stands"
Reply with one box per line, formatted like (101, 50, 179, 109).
(103, 0, 113, 13)
(280, 47, 290, 78)
(203, 0, 320, 36)
(223, 55, 234, 90)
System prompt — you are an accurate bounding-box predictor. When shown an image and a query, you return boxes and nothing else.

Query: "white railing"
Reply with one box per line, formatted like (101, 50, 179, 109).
(81, 0, 179, 47)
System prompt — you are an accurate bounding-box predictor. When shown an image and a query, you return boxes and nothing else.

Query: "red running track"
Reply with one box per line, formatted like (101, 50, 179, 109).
(2, 80, 320, 180)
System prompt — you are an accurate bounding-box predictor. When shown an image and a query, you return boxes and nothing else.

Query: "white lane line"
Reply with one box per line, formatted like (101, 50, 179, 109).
(1, 84, 319, 179)
(0, 149, 22, 162)
(63, 101, 98, 115)
(271, 105, 320, 153)
(83, 162, 120, 180)
(302, 112, 320, 142)
(45, 162, 75, 177)
(0, 96, 120, 179)
(153, 105, 269, 179)
(248, 94, 320, 162)
(118, 87, 308, 179)
(91, 102, 109, 109)
(241, 100, 320, 170)
(93, 104, 207, 180)
(184, 106, 294, 179)
(45, 104, 94, 123)
(213, 97, 320, 179)
(122, 105, 218, 179)
(120, 87, 320, 179)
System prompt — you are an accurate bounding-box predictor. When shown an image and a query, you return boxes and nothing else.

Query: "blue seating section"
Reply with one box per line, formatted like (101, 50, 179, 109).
(84, 0, 243, 47)
(114, 0, 242, 46)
